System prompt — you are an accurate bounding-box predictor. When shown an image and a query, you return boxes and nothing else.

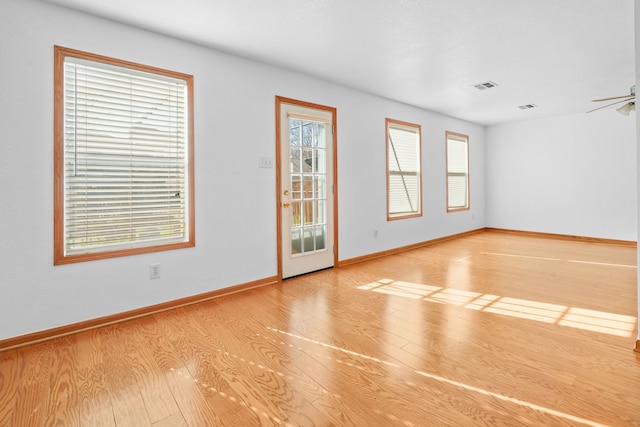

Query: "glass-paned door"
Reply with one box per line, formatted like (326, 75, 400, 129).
(278, 99, 335, 278)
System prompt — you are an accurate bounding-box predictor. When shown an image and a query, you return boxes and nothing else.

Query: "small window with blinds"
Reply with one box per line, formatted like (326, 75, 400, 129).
(446, 131, 470, 212)
(386, 118, 422, 220)
(54, 46, 195, 265)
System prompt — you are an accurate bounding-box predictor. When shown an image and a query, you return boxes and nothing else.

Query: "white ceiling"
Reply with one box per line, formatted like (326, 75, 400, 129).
(44, 0, 635, 125)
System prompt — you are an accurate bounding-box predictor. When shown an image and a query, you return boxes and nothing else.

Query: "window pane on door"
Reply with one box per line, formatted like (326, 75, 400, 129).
(289, 119, 329, 256)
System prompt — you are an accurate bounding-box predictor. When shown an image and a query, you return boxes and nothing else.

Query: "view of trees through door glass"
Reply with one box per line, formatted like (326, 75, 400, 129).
(289, 119, 327, 255)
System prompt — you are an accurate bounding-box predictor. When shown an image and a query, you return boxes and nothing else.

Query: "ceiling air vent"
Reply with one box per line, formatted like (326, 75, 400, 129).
(518, 104, 537, 110)
(473, 81, 499, 90)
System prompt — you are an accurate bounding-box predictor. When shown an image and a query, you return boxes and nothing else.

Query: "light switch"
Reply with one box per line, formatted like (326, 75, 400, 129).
(259, 156, 274, 168)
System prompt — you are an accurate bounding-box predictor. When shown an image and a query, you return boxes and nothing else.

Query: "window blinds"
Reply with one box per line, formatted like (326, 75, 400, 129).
(447, 134, 469, 209)
(388, 123, 421, 217)
(62, 56, 189, 255)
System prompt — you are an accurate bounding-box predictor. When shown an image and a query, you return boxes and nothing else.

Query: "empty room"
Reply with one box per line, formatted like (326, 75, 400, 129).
(1, 0, 639, 426)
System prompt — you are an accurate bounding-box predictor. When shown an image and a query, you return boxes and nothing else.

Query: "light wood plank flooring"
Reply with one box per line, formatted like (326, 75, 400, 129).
(1, 230, 639, 426)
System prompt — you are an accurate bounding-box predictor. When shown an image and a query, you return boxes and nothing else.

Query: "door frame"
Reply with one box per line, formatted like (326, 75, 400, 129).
(275, 96, 338, 280)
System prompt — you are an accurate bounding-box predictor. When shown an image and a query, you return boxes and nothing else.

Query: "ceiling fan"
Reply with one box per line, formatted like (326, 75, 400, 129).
(588, 85, 635, 115)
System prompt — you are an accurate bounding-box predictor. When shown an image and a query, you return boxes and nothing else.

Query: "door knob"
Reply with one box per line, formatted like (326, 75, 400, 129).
(283, 202, 290, 208)
(283, 189, 289, 196)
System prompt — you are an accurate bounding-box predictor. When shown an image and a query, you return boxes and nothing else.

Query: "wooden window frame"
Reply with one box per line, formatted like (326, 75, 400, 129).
(446, 131, 470, 213)
(386, 118, 422, 220)
(53, 46, 195, 265)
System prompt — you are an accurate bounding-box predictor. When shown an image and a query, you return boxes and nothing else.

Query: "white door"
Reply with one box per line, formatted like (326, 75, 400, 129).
(277, 98, 335, 279)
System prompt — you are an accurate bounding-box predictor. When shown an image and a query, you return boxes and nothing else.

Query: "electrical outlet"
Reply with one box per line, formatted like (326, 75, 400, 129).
(149, 264, 161, 279)
(373, 229, 378, 239)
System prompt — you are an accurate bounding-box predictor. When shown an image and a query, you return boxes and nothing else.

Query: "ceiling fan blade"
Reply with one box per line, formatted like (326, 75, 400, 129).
(592, 94, 635, 102)
(587, 97, 634, 113)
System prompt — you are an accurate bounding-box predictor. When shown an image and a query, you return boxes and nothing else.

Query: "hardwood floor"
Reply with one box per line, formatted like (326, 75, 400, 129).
(1, 230, 639, 426)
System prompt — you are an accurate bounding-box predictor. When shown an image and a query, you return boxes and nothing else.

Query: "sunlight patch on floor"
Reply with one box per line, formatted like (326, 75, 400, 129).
(413, 369, 609, 427)
(269, 326, 610, 427)
(266, 326, 399, 367)
(481, 252, 636, 269)
(358, 279, 637, 337)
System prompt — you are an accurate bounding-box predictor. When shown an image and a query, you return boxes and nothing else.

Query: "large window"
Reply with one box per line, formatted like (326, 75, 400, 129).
(446, 131, 469, 212)
(54, 46, 195, 265)
(386, 118, 422, 219)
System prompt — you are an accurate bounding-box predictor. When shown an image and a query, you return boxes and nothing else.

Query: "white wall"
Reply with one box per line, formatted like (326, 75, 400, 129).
(486, 113, 637, 241)
(634, 0, 639, 345)
(0, 0, 484, 341)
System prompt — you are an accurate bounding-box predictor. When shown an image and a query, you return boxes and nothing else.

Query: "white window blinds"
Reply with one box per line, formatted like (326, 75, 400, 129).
(387, 120, 421, 218)
(446, 132, 469, 210)
(61, 53, 190, 257)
